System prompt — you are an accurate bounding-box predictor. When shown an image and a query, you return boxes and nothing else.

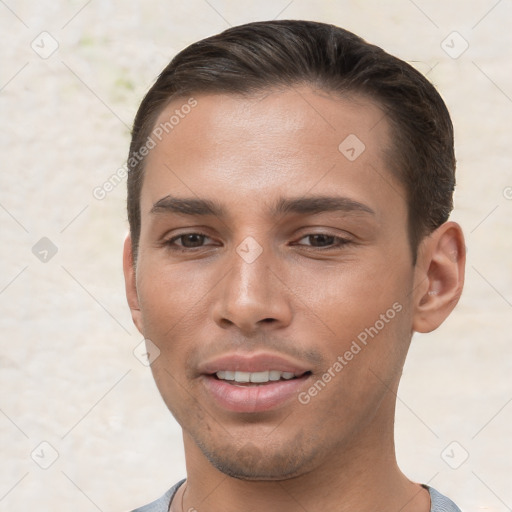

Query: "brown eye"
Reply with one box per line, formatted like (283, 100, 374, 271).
(165, 232, 213, 250)
(305, 234, 335, 247)
(178, 233, 207, 248)
(296, 234, 350, 249)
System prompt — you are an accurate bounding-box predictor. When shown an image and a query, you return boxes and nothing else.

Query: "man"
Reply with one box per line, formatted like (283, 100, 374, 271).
(123, 20, 465, 512)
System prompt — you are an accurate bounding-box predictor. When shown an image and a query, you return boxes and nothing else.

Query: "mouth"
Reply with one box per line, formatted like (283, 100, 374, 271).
(213, 369, 311, 385)
(201, 368, 312, 413)
(198, 351, 314, 413)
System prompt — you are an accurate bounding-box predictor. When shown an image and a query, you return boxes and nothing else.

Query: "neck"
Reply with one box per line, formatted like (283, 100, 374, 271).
(173, 392, 430, 512)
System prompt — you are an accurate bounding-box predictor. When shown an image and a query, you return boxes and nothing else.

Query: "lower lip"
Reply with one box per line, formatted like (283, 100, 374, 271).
(201, 374, 310, 413)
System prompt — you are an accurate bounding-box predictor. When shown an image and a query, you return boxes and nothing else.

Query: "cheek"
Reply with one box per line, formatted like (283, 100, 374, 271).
(293, 258, 413, 389)
(293, 258, 407, 334)
(136, 259, 212, 336)
(135, 261, 208, 414)
(135, 259, 221, 397)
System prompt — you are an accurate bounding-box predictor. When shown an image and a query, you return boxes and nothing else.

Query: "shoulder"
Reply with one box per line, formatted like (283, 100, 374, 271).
(426, 485, 462, 512)
(128, 479, 185, 512)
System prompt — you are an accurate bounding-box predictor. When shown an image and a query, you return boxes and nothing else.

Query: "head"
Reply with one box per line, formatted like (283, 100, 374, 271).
(123, 20, 465, 481)
(127, 20, 456, 265)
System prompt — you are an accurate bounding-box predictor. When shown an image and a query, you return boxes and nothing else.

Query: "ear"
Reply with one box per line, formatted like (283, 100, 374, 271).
(123, 233, 144, 335)
(412, 221, 466, 333)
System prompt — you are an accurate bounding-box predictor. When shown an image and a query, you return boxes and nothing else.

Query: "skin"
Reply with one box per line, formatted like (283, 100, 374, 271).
(123, 86, 465, 512)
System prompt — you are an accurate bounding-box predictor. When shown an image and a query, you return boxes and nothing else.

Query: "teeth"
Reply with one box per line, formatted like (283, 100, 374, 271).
(235, 371, 251, 383)
(215, 370, 235, 381)
(269, 370, 281, 381)
(215, 370, 300, 383)
(250, 371, 269, 383)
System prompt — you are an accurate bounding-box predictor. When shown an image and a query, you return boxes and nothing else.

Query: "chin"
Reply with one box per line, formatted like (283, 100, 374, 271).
(195, 436, 317, 481)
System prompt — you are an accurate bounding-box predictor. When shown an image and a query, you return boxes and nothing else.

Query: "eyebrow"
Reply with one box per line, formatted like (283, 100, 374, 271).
(273, 195, 375, 217)
(150, 194, 375, 218)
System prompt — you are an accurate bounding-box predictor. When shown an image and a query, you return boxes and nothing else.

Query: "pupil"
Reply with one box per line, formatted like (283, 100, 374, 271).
(310, 234, 333, 246)
(183, 234, 204, 247)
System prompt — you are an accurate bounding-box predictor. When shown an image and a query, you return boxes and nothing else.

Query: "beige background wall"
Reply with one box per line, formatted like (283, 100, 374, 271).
(1, 1, 511, 510)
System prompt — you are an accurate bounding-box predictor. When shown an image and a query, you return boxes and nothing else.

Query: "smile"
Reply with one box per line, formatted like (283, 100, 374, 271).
(202, 372, 312, 413)
(215, 370, 304, 384)
(198, 351, 313, 412)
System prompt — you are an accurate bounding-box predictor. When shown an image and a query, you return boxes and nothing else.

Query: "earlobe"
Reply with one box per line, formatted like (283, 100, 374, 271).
(122, 233, 144, 335)
(412, 222, 466, 333)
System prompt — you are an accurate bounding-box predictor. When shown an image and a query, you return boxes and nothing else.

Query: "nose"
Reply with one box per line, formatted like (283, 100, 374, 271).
(212, 242, 293, 334)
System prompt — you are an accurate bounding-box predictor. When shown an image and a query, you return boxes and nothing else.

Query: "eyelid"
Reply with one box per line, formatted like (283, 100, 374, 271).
(164, 230, 215, 248)
(293, 233, 352, 249)
(162, 230, 352, 252)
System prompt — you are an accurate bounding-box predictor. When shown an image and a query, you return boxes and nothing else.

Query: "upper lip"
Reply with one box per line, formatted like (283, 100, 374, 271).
(198, 351, 311, 375)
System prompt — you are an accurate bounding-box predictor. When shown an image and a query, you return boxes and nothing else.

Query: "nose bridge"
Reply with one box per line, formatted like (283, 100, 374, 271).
(214, 235, 291, 332)
(229, 235, 272, 309)
(233, 236, 269, 300)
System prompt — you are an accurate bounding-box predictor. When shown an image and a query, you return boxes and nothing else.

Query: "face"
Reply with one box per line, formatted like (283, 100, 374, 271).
(126, 86, 420, 480)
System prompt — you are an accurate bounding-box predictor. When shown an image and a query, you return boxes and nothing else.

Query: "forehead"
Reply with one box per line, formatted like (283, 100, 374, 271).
(141, 86, 401, 220)
(151, 86, 390, 155)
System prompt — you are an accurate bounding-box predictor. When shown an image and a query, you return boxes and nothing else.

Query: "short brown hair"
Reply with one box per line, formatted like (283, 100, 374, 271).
(127, 20, 455, 264)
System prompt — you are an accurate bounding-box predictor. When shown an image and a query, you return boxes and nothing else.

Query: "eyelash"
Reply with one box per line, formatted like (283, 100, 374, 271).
(163, 232, 352, 252)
